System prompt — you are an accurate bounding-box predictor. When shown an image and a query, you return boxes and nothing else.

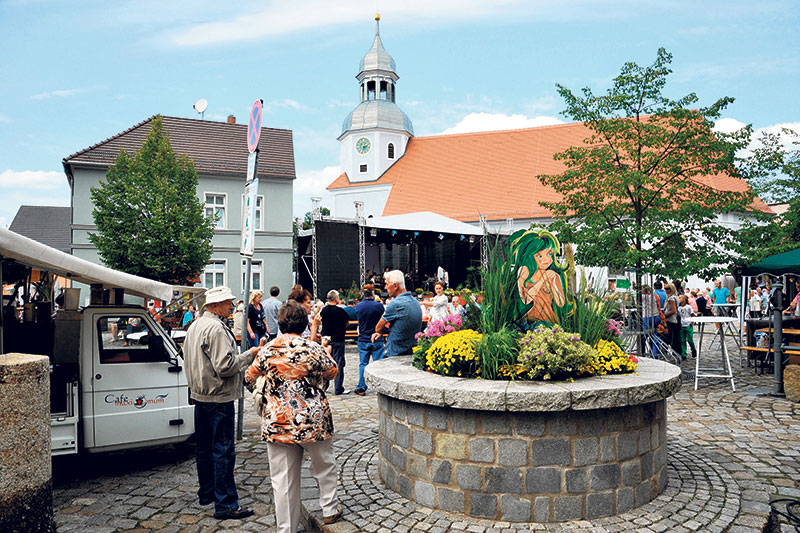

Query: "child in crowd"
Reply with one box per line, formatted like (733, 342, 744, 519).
(678, 294, 697, 360)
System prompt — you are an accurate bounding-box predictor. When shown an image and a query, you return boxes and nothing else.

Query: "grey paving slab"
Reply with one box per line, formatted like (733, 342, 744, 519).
(53, 339, 800, 531)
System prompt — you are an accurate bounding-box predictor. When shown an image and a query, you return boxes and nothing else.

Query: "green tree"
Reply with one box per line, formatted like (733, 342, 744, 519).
(538, 48, 755, 287)
(301, 207, 330, 230)
(89, 116, 215, 285)
(735, 127, 800, 261)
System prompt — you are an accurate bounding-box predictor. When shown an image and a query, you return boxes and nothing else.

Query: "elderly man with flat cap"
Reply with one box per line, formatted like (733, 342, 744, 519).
(184, 286, 264, 520)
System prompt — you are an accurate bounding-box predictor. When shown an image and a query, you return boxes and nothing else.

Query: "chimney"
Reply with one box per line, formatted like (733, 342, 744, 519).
(227, 115, 236, 124)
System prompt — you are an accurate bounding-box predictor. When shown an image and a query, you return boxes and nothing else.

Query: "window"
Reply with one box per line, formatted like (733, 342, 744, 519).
(97, 316, 169, 364)
(204, 193, 226, 229)
(242, 260, 262, 291)
(360, 164, 368, 173)
(388, 143, 395, 159)
(241, 194, 264, 231)
(203, 260, 226, 288)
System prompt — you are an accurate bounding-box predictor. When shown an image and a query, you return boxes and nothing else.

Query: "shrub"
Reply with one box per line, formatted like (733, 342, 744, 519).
(582, 339, 638, 376)
(516, 326, 595, 380)
(425, 329, 482, 377)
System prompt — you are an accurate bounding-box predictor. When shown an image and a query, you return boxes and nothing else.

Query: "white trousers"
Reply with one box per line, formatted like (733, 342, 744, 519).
(266, 439, 339, 533)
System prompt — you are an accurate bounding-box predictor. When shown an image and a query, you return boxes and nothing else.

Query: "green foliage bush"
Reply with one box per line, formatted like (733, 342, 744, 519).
(517, 326, 595, 381)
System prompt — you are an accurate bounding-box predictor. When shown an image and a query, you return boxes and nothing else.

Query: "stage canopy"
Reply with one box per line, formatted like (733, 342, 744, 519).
(365, 212, 484, 236)
(741, 247, 800, 276)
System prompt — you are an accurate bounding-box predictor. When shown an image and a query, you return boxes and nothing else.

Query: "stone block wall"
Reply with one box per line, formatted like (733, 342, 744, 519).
(377, 395, 668, 522)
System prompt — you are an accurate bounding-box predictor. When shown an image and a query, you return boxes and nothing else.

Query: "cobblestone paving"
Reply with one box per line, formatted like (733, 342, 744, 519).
(53, 339, 800, 532)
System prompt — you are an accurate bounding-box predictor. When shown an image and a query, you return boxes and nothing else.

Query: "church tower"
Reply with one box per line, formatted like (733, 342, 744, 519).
(339, 14, 413, 184)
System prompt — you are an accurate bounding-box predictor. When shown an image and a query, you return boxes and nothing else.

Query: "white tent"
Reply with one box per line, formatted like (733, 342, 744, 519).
(365, 212, 484, 236)
(0, 227, 175, 302)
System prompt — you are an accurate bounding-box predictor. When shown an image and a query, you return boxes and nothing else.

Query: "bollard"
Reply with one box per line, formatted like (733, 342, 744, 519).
(0, 353, 55, 533)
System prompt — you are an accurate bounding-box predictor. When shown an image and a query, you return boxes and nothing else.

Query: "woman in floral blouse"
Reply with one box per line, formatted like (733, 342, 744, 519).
(244, 300, 342, 532)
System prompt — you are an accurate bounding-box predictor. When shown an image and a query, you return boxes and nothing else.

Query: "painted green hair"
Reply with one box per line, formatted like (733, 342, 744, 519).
(508, 228, 574, 325)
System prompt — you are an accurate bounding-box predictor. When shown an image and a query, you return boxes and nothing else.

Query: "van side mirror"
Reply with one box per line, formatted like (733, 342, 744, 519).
(147, 334, 170, 362)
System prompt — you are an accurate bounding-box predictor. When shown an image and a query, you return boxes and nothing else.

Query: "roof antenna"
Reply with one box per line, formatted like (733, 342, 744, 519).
(193, 99, 208, 120)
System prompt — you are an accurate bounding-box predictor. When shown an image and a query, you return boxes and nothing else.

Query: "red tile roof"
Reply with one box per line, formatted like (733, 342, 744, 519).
(328, 121, 771, 220)
(63, 115, 295, 179)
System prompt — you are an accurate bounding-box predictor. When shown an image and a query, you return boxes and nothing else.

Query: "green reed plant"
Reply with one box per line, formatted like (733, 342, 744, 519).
(480, 233, 518, 334)
(475, 326, 520, 380)
(555, 271, 620, 347)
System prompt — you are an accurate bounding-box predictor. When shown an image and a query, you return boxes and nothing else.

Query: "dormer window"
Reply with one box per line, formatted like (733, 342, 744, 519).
(388, 143, 395, 159)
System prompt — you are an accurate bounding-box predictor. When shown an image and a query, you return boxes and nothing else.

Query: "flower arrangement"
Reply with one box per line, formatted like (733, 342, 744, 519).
(425, 329, 482, 377)
(410, 234, 638, 382)
(412, 314, 463, 370)
(514, 326, 596, 380)
(582, 339, 638, 376)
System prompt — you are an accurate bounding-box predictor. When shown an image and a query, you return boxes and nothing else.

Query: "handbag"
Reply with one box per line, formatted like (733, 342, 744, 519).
(655, 294, 668, 335)
(251, 375, 268, 417)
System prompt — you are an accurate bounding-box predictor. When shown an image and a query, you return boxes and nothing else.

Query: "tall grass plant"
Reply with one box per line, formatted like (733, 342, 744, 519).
(555, 270, 621, 347)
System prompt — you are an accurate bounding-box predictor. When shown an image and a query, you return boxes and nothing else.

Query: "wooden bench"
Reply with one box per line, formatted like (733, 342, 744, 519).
(345, 321, 359, 341)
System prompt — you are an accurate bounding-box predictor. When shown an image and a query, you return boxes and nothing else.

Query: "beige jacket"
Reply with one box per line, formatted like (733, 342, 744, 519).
(184, 310, 253, 403)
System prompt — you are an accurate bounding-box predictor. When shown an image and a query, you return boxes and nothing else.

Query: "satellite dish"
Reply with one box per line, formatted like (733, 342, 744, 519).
(193, 99, 208, 119)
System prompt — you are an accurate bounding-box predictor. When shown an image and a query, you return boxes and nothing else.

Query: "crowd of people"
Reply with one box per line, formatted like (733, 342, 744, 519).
(181, 269, 427, 531)
(640, 278, 740, 359)
(638, 276, 800, 360)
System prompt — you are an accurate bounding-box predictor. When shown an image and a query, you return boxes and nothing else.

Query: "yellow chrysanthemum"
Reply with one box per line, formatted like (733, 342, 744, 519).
(425, 329, 483, 377)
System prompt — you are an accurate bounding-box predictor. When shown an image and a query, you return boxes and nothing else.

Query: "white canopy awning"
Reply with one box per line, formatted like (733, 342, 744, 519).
(0, 227, 175, 302)
(365, 212, 484, 236)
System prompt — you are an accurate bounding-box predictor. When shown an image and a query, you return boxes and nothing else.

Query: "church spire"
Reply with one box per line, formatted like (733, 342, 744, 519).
(338, 15, 413, 185)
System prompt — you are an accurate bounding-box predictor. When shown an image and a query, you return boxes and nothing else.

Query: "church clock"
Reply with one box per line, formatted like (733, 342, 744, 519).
(355, 137, 371, 154)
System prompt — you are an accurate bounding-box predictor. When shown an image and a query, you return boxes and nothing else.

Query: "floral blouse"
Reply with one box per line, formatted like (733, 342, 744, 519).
(244, 335, 338, 443)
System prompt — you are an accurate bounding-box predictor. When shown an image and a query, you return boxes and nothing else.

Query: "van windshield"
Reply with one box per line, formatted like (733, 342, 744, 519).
(96, 315, 171, 364)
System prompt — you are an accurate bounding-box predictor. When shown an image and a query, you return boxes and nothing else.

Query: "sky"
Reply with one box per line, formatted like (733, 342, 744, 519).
(1, 0, 798, 228)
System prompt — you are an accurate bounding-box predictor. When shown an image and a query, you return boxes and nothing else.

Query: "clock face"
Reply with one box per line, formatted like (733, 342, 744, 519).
(355, 137, 371, 154)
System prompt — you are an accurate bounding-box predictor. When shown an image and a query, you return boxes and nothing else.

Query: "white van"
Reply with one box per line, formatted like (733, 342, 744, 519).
(46, 305, 194, 455)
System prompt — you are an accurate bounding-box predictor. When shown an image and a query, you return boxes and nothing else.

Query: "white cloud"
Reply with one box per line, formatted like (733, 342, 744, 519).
(0, 169, 67, 190)
(753, 121, 800, 152)
(31, 88, 85, 100)
(439, 112, 562, 135)
(713, 117, 747, 134)
(0, 169, 71, 229)
(166, 0, 640, 47)
(292, 165, 340, 217)
(756, 121, 800, 137)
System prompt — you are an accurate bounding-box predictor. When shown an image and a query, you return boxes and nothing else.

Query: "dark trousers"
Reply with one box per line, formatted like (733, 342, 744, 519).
(330, 341, 346, 394)
(248, 332, 266, 349)
(666, 321, 682, 357)
(194, 401, 239, 514)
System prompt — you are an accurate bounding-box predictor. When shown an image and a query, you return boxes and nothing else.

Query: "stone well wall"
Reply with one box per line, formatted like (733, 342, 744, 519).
(366, 357, 681, 522)
(0, 353, 54, 533)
